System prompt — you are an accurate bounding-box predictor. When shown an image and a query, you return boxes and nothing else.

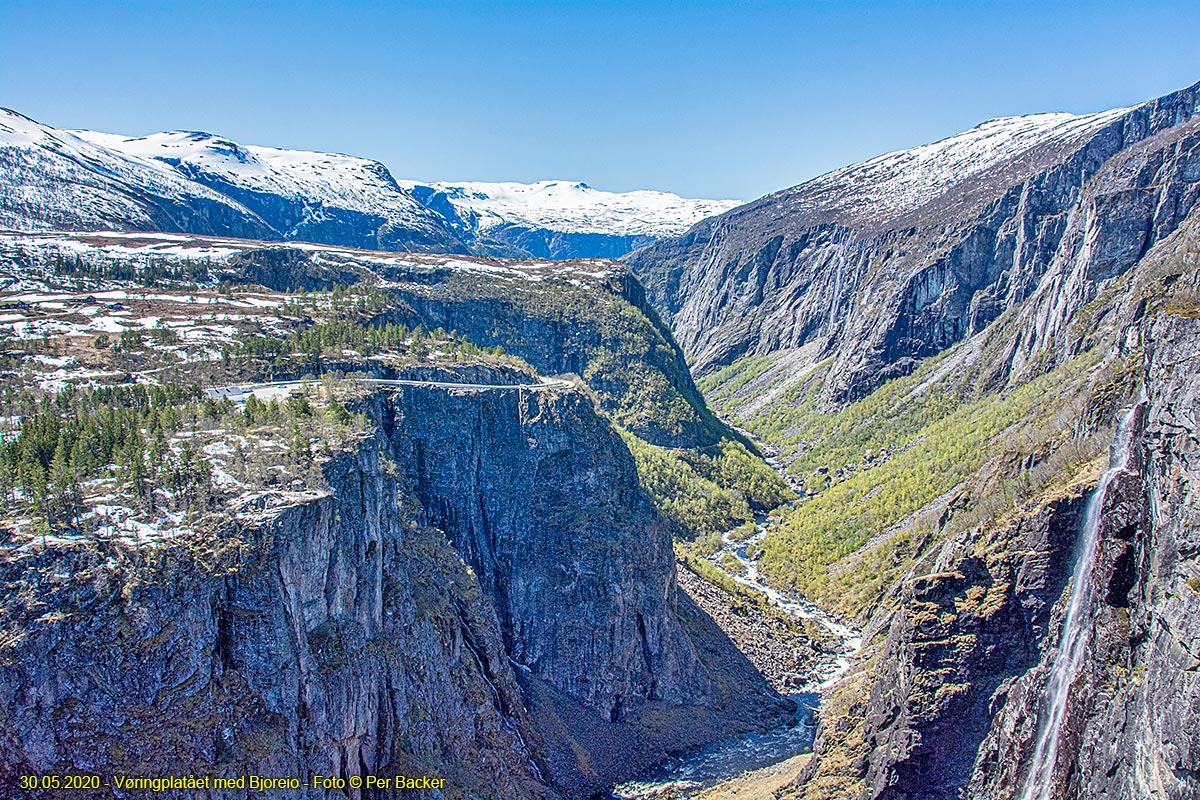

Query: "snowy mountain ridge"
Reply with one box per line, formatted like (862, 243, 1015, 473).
(1, 109, 736, 259)
(73, 129, 439, 233)
(778, 104, 1135, 224)
(0, 108, 264, 235)
(399, 178, 740, 238)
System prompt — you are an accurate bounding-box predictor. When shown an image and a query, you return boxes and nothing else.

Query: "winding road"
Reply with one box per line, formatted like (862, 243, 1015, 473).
(205, 375, 574, 400)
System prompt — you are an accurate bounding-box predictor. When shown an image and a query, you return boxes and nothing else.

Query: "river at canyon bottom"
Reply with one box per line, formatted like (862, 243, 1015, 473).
(610, 454, 863, 799)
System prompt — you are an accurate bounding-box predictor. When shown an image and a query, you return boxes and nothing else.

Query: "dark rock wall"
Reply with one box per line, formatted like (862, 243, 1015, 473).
(789, 309, 1200, 800)
(969, 312, 1200, 800)
(373, 382, 789, 795)
(0, 437, 550, 800)
(380, 384, 708, 716)
(0, 379, 787, 799)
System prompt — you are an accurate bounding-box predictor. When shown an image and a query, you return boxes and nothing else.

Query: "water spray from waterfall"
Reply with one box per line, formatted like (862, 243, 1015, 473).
(1018, 391, 1144, 800)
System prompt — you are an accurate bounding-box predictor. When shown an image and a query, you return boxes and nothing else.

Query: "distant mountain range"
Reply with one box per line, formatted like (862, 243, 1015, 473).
(0, 109, 738, 260)
(400, 179, 738, 259)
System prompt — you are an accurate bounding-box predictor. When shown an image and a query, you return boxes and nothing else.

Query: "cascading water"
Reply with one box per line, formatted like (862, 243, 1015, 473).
(610, 436, 862, 799)
(1018, 395, 1144, 800)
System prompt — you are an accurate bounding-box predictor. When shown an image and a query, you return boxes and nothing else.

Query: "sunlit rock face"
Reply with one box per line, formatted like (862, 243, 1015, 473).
(628, 81, 1200, 407)
(0, 373, 789, 799)
(786, 305, 1200, 800)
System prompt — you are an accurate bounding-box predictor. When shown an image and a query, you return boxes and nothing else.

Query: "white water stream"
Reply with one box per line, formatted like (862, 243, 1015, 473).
(612, 446, 862, 798)
(1018, 397, 1143, 800)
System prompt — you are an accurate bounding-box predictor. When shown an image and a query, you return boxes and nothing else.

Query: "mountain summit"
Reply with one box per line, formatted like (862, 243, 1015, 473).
(0, 110, 734, 260)
(628, 79, 1200, 404)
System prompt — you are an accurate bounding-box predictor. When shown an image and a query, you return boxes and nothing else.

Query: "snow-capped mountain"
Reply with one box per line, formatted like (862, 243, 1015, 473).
(0, 109, 736, 260)
(400, 179, 740, 259)
(782, 104, 1133, 225)
(72, 129, 464, 253)
(0, 109, 275, 241)
(627, 79, 1200, 399)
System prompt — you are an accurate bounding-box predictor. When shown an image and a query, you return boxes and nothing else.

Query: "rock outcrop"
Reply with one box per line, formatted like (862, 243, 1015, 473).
(786, 295, 1200, 799)
(0, 435, 548, 799)
(0, 372, 788, 799)
(968, 311, 1200, 800)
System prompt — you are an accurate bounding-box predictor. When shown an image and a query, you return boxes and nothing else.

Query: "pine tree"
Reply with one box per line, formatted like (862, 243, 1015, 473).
(48, 438, 74, 528)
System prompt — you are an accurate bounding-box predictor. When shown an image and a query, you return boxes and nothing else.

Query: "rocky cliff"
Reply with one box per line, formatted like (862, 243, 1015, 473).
(629, 76, 1200, 800)
(0, 374, 789, 799)
(0, 432, 548, 799)
(628, 80, 1200, 406)
(371, 263, 727, 448)
(783, 239, 1200, 799)
(968, 310, 1200, 800)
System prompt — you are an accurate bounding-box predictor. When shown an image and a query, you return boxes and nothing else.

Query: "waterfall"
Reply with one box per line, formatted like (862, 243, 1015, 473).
(1018, 396, 1143, 800)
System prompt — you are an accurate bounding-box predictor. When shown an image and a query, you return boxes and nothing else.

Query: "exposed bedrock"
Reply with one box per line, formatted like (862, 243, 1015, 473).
(787, 312, 1200, 800)
(0, 376, 788, 799)
(629, 81, 1200, 406)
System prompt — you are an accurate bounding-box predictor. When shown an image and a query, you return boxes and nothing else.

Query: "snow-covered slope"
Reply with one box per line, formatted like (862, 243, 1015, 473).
(0, 230, 621, 294)
(74, 129, 463, 252)
(781, 105, 1133, 225)
(627, 78, 1200, 404)
(0, 109, 271, 238)
(402, 179, 739, 237)
(2, 109, 736, 260)
(0, 108, 465, 252)
(400, 179, 739, 260)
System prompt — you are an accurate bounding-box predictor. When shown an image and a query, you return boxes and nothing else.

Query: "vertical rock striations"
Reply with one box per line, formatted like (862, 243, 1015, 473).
(786, 304, 1200, 800)
(970, 311, 1200, 800)
(0, 436, 550, 799)
(0, 375, 788, 799)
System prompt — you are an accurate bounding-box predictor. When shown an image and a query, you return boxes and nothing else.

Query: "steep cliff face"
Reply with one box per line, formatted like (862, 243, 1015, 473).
(789, 468, 1095, 800)
(0, 436, 550, 799)
(968, 311, 1200, 800)
(785, 293, 1200, 799)
(628, 80, 1200, 406)
(0, 375, 788, 799)
(376, 380, 789, 794)
(379, 385, 706, 716)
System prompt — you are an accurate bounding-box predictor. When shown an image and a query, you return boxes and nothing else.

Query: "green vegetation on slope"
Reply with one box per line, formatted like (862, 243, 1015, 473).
(619, 431, 792, 543)
(220, 317, 510, 377)
(703, 343, 1122, 620)
(405, 270, 730, 448)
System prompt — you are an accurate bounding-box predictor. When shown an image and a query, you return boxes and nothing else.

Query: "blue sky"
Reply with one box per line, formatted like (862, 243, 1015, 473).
(3, 0, 1198, 199)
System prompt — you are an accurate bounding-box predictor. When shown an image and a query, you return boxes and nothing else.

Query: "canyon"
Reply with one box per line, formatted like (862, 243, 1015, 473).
(2, 76, 1200, 800)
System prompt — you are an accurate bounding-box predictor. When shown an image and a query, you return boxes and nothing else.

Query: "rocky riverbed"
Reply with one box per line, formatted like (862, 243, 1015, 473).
(676, 567, 817, 692)
(610, 445, 864, 799)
